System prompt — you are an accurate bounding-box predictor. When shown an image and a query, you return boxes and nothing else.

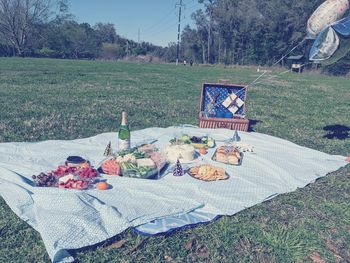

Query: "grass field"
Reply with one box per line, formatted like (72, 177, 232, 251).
(0, 57, 349, 263)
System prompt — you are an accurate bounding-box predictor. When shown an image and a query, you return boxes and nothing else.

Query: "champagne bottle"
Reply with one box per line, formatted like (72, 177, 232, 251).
(118, 111, 130, 150)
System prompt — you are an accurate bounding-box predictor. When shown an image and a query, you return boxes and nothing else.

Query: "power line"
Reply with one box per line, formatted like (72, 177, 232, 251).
(149, 5, 199, 45)
(141, 7, 177, 34)
(139, 0, 200, 46)
(142, 15, 177, 36)
(142, 21, 179, 41)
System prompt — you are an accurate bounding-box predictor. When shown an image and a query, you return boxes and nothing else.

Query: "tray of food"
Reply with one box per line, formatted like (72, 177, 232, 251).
(100, 144, 167, 179)
(189, 164, 229, 181)
(164, 135, 216, 163)
(32, 156, 100, 190)
(212, 145, 242, 165)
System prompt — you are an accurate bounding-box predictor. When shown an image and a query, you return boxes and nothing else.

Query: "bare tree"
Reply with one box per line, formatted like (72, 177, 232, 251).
(0, 0, 52, 56)
(199, 0, 215, 64)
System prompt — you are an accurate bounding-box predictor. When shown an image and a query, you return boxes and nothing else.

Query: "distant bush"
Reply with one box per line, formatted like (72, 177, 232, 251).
(122, 55, 163, 63)
(38, 47, 57, 57)
(0, 44, 13, 56)
(101, 43, 125, 60)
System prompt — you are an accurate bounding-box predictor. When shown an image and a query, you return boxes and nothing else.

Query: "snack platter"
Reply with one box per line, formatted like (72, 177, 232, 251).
(32, 156, 100, 190)
(100, 144, 168, 180)
(211, 145, 243, 166)
(189, 164, 229, 182)
(165, 134, 215, 163)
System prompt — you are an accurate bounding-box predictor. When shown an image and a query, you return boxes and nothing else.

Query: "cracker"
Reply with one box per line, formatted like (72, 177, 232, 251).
(189, 164, 229, 181)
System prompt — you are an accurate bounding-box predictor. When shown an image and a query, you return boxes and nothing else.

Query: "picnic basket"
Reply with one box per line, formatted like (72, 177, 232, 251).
(198, 82, 249, 131)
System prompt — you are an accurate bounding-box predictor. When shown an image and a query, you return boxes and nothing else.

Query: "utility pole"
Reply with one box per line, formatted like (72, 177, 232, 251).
(176, 0, 184, 65)
(126, 40, 130, 57)
(138, 28, 140, 45)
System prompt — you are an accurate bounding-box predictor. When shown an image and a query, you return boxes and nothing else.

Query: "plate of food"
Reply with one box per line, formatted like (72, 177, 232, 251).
(32, 156, 100, 190)
(100, 144, 168, 180)
(164, 135, 216, 163)
(212, 145, 242, 166)
(189, 164, 229, 181)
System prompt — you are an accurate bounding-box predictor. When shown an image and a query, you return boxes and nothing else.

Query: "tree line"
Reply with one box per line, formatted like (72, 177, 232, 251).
(0, 0, 349, 74)
(0, 0, 172, 60)
(180, 0, 349, 71)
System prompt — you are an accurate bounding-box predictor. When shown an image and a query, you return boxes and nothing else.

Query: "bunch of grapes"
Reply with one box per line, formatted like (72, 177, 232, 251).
(32, 173, 57, 187)
(190, 136, 202, 143)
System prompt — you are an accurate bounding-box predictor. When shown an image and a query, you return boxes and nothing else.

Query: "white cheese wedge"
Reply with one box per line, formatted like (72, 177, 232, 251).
(165, 144, 195, 163)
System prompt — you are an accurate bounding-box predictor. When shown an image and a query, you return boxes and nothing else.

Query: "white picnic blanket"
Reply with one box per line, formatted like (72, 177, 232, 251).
(0, 126, 347, 262)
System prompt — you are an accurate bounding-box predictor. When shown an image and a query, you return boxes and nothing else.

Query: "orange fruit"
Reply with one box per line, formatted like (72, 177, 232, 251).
(199, 148, 207, 155)
(96, 182, 110, 190)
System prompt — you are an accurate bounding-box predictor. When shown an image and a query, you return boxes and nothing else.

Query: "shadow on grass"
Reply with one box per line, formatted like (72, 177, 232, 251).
(323, 124, 349, 140)
(249, 119, 263, 132)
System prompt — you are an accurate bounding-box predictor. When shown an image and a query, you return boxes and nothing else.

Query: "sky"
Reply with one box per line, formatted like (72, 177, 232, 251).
(69, 0, 203, 47)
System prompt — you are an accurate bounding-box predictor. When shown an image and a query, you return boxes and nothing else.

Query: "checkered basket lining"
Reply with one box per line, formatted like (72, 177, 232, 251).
(202, 84, 246, 117)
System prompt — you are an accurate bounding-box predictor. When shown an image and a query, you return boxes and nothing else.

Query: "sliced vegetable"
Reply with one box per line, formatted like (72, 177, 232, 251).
(207, 139, 215, 148)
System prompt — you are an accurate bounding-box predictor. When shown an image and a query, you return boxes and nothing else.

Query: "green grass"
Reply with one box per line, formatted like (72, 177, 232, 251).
(0, 57, 349, 263)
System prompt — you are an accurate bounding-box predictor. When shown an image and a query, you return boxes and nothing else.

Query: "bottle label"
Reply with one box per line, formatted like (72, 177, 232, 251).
(118, 139, 130, 150)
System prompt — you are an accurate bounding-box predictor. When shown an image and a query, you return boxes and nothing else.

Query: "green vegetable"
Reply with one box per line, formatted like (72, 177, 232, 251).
(121, 162, 137, 171)
(117, 149, 134, 157)
(180, 134, 191, 143)
(133, 150, 146, 159)
(207, 138, 215, 148)
(121, 161, 155, 179)
(117, 149, 147, 159)
(137, 166, 153, 177)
